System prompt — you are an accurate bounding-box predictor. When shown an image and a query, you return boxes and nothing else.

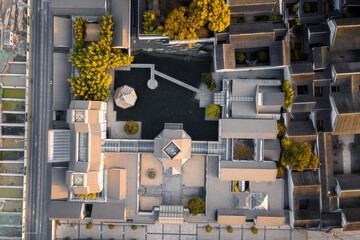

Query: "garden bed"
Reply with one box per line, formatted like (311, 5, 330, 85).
(233, 139, 254, 160)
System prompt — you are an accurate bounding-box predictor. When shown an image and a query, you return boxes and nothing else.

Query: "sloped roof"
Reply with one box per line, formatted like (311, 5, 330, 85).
(48, 130, 71, 162)
(218, 214, 246, 225)
(328, 18, 360, 51)
(48, 201, 83, 220)
(256, 216, 285, 226)
(220, 119, 277, 139)
(91, 202, 126, 222)
(51, 167, 68, 200)
(53, 17, 71, 47)
(50, 0, 107, 15)
(114, 85, 137, 109)
(111, 0, 131, 48)
(108, 168, 127, 200)
(53, 53, 71, 111)
(220, 161, 277, 181)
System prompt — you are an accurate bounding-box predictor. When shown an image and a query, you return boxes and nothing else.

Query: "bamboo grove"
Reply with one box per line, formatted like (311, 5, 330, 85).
(68, 14, 134, 101)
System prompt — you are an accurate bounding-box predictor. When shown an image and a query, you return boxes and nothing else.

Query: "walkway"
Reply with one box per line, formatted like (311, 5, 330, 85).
(154, 70, 202, 94)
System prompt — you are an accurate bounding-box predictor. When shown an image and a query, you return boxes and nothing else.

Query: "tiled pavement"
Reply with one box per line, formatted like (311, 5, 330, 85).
(56, 222, 360, 240)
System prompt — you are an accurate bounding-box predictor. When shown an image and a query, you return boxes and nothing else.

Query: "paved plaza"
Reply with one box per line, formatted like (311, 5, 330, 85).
(56, 222, 360, 240)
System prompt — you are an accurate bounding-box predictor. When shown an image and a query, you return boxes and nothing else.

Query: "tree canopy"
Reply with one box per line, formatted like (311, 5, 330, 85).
(282, 80, 294, 110)
(68, 15, 134, 101)
(188, 197, 205, 216)
(280, 138, 318, 171)
(206, 104, 221, 119)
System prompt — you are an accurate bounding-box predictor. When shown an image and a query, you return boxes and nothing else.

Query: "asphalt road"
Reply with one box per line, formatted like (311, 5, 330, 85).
(26, 0, 52, 239)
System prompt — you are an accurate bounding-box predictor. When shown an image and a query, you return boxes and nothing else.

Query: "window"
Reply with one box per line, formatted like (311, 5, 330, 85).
(314, 87, 323, 97)
(316, 120, 324, 132)
(331, 86, 340, 92)
(74, 111, 85, 123)
(297, 85, 308, 95)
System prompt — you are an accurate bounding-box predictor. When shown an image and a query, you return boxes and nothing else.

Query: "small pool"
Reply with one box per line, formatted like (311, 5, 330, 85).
(2, 101, 25, 111)
(0, 188, 23, 198)
(2, 89, 25, 99)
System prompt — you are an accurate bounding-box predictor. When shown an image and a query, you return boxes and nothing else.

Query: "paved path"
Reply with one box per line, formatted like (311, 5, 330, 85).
(154, 70, 202, 94)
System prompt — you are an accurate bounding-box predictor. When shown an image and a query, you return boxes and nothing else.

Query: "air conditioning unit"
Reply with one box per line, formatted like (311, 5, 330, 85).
(3, 31, 14, 46)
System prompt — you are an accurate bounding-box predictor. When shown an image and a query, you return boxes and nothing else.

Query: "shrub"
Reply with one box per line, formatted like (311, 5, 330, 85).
(304, 3, 311, 13)
(74, 18, 86, 50)
(143, 11, 164, 34)
(78, 193, 97, 199)
(234, 181, 239, 192)
(205, 225, 212, 232)
(108, 224, 115, 230)
(256, 50, 268, 62)
(269, 15, 278, 21)
(147, 170, 156, 179)
(280, 138, 319, 171)
(86, 223, 92, 230)
(124, 120, 139, 135)
(235, 52, 246, 64)
(251, 226, 258, 234)
(201, 72, 212, 85)
(282, 80, 294, 110)
(233, 139, 254, 160)
(276, 164, 284, 178)
(206, 104, 221, 119)
(277, 121, 286, 138)
(294, 18, 300, 24)
(227, 226, 233, 233)
(208, 81, 217, 91)
(292, 4, 299, 13)
(131, 225, 138, 230)
(188, 197, 205, 216)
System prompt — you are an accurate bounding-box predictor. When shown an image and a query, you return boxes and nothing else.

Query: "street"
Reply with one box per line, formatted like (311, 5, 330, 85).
(25, 0, 52, 239)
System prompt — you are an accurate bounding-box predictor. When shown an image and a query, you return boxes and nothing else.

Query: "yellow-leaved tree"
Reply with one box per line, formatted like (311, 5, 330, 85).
(164, 6, 202, 45)
(68, 14, 134, 101)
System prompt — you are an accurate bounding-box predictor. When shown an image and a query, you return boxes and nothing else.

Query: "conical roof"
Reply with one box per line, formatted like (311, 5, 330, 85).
(114, 85, 137, 109)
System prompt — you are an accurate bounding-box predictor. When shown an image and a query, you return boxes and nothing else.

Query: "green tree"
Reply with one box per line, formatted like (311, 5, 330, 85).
(205, 225, 212, 232)
(235, 52, 246, 64)
(206, 104, 221, 119)
(251, 226, 258, 234)
(108, 224, 115, 230)
(131, 225, 138, 230)
(227, 226, 233, 233)
(124, 120, 139, 135)
(282, 80, 294, 110)
(188, 197, 205, 216)
(201, 72, 212, 85)
(280, 138, 319, 171)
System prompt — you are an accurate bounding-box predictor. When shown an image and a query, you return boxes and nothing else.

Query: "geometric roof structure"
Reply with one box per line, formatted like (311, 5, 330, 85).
(250, 193, 268, 210)
(114, 85, 137, 109)
(154, 127, 192, 168)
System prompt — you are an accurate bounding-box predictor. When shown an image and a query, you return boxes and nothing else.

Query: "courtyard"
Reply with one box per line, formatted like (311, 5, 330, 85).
(114, 52, 218, 141)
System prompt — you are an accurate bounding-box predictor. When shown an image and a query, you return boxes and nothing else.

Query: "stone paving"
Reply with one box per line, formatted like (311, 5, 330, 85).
(56, 222, 360, 240)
